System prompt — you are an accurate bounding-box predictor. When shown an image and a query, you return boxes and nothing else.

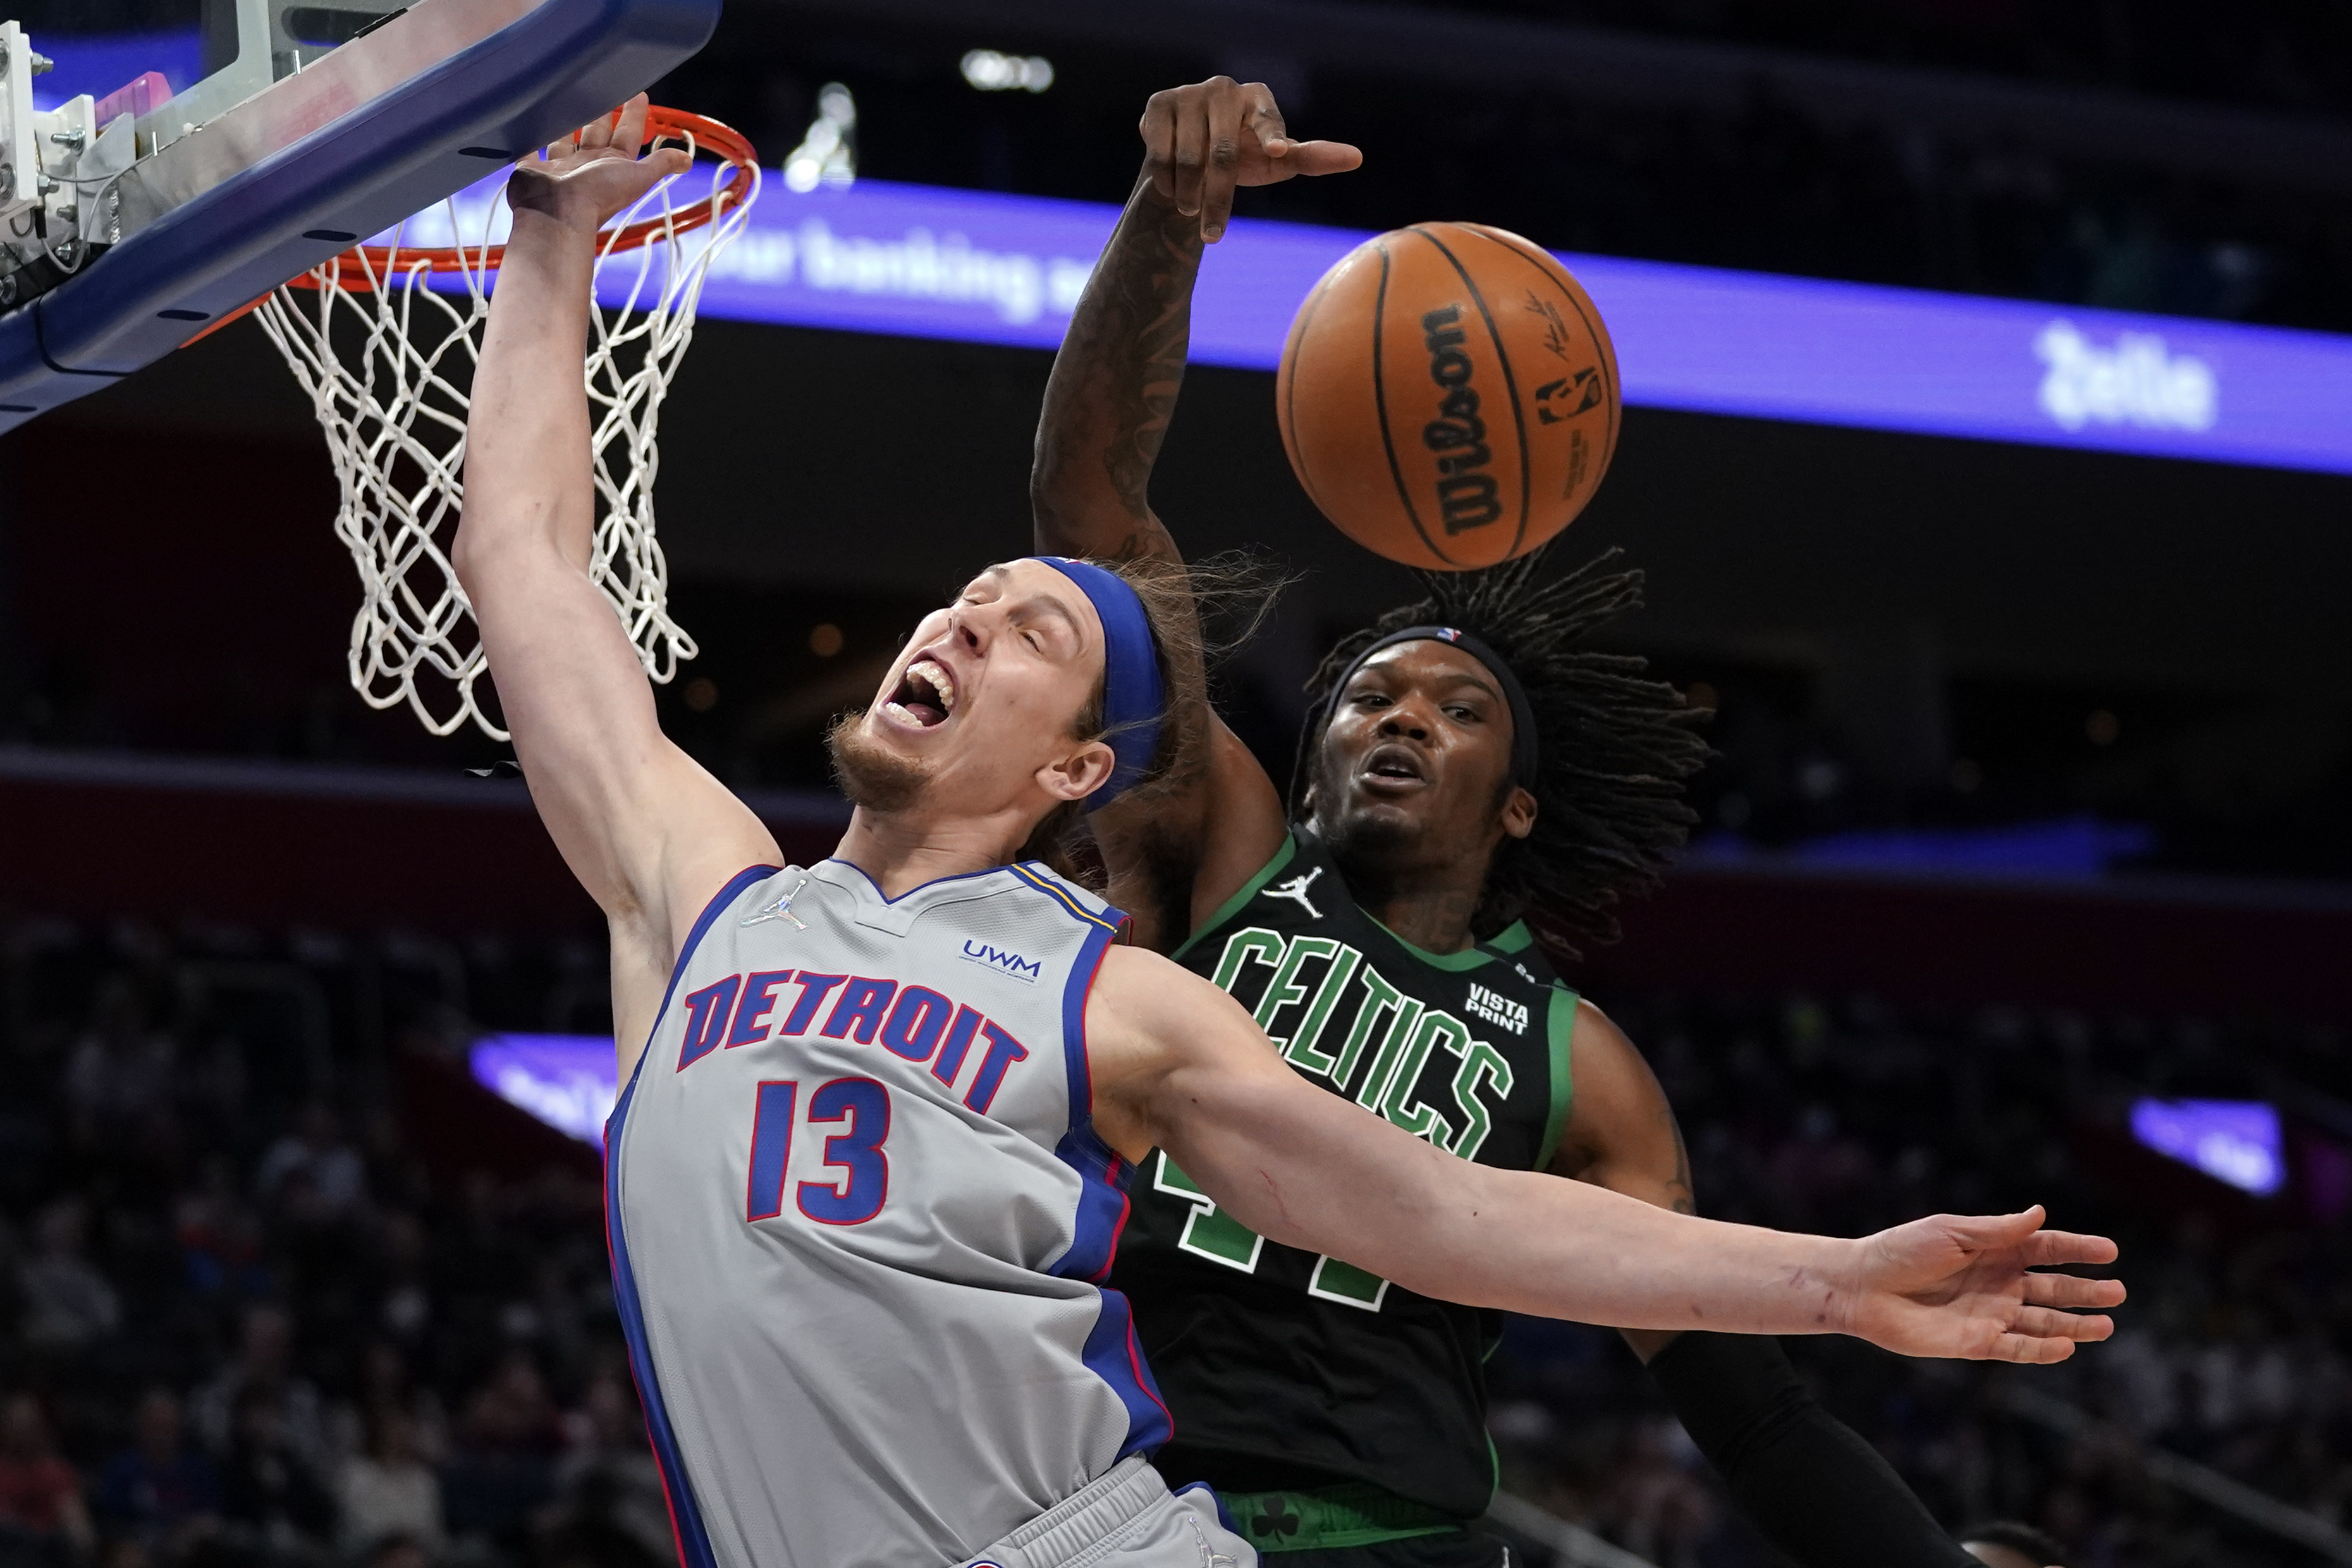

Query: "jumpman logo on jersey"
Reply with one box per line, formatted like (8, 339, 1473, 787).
(740, 872, 811, 929)
(1263, 866, 1324, 919)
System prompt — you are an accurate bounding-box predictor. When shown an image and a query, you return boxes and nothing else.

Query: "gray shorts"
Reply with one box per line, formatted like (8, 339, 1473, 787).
(959, 1457, 1256, 1568)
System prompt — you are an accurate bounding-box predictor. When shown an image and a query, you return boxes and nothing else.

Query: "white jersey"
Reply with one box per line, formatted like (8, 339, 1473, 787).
(604, 859, 1172, 1568)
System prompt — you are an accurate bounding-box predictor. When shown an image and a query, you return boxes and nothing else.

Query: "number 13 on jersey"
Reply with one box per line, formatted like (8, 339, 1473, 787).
(747, 1078, 891, 1226)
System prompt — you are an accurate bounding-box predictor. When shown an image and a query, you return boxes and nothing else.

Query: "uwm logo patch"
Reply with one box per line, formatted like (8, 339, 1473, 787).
(960, 940, 1041, 984)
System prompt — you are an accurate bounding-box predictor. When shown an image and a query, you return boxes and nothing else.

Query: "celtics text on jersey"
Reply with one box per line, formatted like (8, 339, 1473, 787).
(1108, 830, 1576, 1529)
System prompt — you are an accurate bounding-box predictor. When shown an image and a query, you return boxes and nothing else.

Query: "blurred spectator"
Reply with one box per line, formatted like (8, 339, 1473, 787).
(216, 1391, 333, 1565)
(190, 1309, 326, 1471)
(15, 1202, 120, 1356)
(549, 1373, 666, 1566)
(365, 1218, 436, 1357)
(254, 1106, 367, 1220)
(331, 1348, 444, 1472)
(439, 1358, 557, 1557)
(62, 980, 175, 1134)
(1598, 1418, 1717, 1568)
(171, 1161, 267, 1302)
(0, 1395, 95, 1567)
(94, 1390, 219, 1561)
(336, 1411, 441, 1560)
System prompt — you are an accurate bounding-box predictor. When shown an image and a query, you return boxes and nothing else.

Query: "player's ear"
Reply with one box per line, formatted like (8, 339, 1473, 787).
(1500, 785, 1537, 840)
(1039, 740, 1116, 804)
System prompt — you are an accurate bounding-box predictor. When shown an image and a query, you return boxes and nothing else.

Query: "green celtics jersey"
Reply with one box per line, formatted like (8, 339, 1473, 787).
(1111, 829, 1576, 1522)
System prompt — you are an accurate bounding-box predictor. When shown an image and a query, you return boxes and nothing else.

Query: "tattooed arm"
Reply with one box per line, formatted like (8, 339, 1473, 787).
(1029, 78, 1359, 948)
(1031, 77, 1359, 566)
(1028, 178, 1201, 568)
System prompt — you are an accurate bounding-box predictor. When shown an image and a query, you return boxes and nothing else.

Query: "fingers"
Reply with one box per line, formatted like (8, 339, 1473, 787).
(1170, 90, 1208, 217)
(612, 94, 652, 158)
(2021, 1227, 2120, 1268)
(2021, 1271, 2127, 1311)
(1939, 1206, 2045, 1251)
(2008, 1304, 2115, 1342)
(1198, 87, 1250, 242)
(1987, 1332, 2077, 1365)
(1242, 87, 1289, 157)
(1287, 138, 1365, 176)
(1139, 93, 1177, 202)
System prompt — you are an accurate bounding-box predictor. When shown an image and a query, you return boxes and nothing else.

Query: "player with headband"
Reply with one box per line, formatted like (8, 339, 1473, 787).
(1029, 75, 2071, 1568)
(456, 99, 2122, 1568)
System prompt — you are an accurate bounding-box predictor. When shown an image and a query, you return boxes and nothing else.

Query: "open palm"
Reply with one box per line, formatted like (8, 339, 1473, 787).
(1848, 1206, 2125, 1363)
(508, 94, 691, 235)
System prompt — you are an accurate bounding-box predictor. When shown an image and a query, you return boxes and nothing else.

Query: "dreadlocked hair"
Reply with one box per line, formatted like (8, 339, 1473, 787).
(1289, 544, 1708, 957)
(1019, 549, 1291, 886)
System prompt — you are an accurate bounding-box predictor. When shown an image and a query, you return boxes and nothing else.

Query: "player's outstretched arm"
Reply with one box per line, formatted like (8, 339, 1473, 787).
(1029, 78, 1359, 947)
(455, 98, 778, 1063)
(1087, 949, 2124, 1359)
(1031, 77, 1359, 567)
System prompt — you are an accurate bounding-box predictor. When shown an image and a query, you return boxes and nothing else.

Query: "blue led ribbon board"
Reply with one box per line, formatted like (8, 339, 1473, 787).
(20, 23, 2352, 476)
(472, 1033, 618, 1145)
(2129, 1098, 2286, 1196)
(689, 178, 2352, 477)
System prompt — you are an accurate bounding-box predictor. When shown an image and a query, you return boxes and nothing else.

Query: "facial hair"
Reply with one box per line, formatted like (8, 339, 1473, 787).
(826, 711, 934, 812)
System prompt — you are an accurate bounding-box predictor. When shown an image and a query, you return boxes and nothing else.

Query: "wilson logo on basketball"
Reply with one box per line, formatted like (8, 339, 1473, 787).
(1420, 304, 1504, 536)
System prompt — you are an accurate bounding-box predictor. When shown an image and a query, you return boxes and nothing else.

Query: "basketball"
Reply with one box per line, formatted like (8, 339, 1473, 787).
(1275, 222, 1621, 571)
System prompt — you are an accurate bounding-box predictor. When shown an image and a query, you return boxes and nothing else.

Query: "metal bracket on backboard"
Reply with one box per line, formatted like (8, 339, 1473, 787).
(0, 0, 721, 430)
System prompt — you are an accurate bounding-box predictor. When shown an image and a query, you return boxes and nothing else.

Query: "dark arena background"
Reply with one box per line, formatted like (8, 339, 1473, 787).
(4, 3, 2352, 1567)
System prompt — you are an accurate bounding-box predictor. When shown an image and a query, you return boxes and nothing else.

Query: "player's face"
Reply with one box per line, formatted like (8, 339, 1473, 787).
(1308, 641, 1534, 871)
(844, 560, 1115, 817)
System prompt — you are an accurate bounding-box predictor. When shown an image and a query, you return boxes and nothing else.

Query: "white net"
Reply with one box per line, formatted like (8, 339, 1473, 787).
(254, 121, 759, 739)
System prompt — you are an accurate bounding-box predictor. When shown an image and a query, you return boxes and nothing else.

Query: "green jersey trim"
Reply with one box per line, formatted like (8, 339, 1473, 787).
(1533, 986, 1578, 1170)
(1173, 834, 1300, 963)
(1367, 915, 1531, 972)
(1216, 1483, 1462, 1553)
(1485, 922, 1535, 954)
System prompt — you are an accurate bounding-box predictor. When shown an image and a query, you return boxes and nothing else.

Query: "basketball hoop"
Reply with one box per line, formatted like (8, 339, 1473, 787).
(252, 107, 759, 740)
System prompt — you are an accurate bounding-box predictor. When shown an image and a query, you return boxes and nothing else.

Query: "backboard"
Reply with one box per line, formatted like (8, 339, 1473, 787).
(0, 0, 720, 434)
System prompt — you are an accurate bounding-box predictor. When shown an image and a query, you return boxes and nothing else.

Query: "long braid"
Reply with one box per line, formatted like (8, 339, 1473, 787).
(1291, 545, 1709, 957)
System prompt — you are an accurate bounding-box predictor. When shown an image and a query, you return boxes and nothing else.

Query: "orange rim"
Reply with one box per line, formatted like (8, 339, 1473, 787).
(187, 106, 757, 341)
(291, 106, 757, 291)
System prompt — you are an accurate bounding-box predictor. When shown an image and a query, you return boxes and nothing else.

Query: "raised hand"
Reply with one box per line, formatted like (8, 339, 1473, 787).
(1844, 1206, 2125, 1363)
(508, 94, 692, 237)
(1140, 75, 1363, 243)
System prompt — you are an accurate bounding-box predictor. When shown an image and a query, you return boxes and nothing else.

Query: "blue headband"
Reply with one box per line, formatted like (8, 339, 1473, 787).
(1030, 557, 1167, 811)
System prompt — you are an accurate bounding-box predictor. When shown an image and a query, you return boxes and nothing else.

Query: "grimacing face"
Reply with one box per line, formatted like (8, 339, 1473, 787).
(1308, 640, 1535, 873)
(842, 559, 1117, 821)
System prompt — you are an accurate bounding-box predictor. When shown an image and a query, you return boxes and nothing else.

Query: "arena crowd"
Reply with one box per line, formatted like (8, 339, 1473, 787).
(0, 916, 2339, 1568)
